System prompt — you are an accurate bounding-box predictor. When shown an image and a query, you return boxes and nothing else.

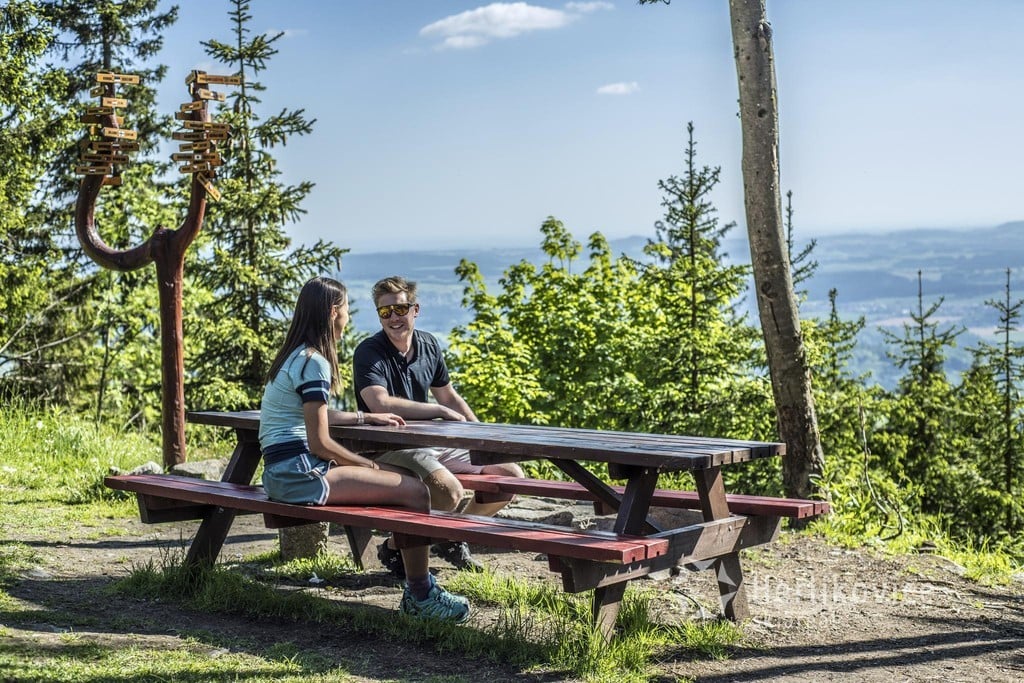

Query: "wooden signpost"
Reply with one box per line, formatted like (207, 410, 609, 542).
(73, 68, 241, 468)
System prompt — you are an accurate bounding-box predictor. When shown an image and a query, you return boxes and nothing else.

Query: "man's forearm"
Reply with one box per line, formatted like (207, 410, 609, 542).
(372, 395, 447, 420)
(439, 395, 477, 422)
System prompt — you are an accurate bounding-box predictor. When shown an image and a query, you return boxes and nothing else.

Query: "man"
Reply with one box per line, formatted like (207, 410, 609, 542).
(353, 275, 524, 576)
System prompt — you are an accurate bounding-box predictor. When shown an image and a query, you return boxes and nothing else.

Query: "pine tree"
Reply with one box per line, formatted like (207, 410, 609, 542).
(0, 1, 76, 397)
(1, 1, 177, 418)
(957, 269, 1024, 531)
(784, 190, 817, 296)
(188, 0, 346, 410)
(43, 0, 179, 425)
(875, 271, 965, 515)
(635, 122, 769, 439)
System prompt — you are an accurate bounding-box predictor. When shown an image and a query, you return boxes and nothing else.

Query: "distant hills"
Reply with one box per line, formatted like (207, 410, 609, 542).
(340, 221, 1024, 389)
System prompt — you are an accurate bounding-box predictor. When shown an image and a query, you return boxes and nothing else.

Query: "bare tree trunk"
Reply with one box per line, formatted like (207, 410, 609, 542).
(729, 0, 825, 499)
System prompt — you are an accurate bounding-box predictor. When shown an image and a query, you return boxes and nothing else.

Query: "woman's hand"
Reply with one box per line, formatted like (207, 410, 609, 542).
(367, 412, 406, 426)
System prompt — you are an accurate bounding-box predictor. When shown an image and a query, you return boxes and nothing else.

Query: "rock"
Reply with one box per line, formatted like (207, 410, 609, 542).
(278, 523, 329, 561)
(647, 506, 705, 530)
(498, 497, 575, 526)
(109, 461, 163, 476)
(170, 459, 228, 481)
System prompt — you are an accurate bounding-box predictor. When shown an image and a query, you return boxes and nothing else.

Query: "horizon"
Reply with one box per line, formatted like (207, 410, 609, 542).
(343, 219, 1024, 258)
(148, 1, 1024, 253)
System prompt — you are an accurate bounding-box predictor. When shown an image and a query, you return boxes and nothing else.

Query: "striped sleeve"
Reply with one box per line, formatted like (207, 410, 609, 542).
(297, 379, 330, 404)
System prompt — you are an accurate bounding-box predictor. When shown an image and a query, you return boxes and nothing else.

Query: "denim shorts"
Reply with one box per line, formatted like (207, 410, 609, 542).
(261, 453, 332, 505)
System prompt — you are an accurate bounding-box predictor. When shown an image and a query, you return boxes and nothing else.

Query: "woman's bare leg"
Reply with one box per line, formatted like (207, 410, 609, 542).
(321, 464, 430, 579)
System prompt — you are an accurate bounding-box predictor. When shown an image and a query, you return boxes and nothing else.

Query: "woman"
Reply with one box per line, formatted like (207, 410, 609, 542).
(259, 276, 470, 623)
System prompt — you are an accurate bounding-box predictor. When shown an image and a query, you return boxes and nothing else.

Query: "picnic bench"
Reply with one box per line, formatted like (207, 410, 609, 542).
(105, 410, 830, 639)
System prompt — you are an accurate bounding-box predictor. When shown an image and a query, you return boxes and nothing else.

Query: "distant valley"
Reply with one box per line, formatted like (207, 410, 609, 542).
(339, 221, 1024, 389)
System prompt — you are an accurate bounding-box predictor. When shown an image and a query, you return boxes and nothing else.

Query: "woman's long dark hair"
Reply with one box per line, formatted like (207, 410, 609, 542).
(265, 277, 347, 392)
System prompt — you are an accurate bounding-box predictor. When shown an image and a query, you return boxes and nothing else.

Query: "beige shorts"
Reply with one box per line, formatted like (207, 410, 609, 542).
(373, 447, 481, 480)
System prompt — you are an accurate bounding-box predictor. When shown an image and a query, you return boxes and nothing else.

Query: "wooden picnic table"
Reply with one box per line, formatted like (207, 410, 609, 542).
(182, 409, 788, 634)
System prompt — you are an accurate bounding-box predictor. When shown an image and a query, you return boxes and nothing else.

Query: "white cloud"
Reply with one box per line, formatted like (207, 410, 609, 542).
(266, 28, 308, 39)
(596, 81, 639, 95)
(441, 35, 490, 50)
(420, 2, 576, 50)
(565, 2, 614, 13)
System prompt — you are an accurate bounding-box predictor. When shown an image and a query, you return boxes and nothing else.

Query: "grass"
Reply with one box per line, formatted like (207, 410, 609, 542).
(0, 402, 742, 681)
(2, 401, 1021, 682)
(113, 549, 741, 682)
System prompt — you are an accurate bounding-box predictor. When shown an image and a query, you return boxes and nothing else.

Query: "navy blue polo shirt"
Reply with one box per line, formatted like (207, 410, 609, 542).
(352, 329, 450, 412)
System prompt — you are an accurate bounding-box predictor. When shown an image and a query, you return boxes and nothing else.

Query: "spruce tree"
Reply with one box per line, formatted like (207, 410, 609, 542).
(958, 269, 1024, 531)
(1, 1, 177, 420)
(784, 190, 817, 296)
(875, 271, 965, 516)
(0, 1, 76, 397)
(635, 122, 768, 439)
(187, 0, 346, 410)
(45, 0, 178, 425)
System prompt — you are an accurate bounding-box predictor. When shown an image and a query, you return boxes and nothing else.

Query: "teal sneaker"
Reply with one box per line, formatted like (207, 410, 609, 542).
(400, 577, 471, 624)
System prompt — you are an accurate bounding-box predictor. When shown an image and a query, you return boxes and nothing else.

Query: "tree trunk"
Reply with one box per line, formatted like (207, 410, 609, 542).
(729, 0, 825, 499)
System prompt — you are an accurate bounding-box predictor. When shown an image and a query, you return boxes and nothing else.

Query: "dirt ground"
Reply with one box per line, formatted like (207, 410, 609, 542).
(5, 510, 1024, 682)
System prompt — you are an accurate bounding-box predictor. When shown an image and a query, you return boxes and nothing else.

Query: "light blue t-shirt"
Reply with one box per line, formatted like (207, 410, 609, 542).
(259, 346, 331, 459)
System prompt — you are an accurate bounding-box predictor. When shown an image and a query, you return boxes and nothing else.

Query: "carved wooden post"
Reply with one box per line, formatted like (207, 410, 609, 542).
(74, 70, 238, 469)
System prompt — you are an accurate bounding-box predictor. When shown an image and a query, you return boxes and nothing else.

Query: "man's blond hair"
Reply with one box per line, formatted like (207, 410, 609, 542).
(371, 276, 417, 306)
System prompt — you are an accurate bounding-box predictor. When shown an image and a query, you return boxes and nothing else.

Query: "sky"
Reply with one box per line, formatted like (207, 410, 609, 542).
(150, 0, 1024, 255)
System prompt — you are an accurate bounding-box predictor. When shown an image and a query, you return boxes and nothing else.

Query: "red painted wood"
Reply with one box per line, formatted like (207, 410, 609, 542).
(453, 474, 831, 519)
(105, 474, 668, 564)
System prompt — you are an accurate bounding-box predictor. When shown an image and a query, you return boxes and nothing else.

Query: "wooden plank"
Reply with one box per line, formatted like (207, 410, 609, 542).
(75, 164, 113, 175)
(100, 96, 128, 108)
(194, 88, 226, 102)
(195, 173, 221, 201)
(82, 153, 130, 164)
(454, 474, 830, 518)
(179, 141, 212, 152)
(86, 140, 140, 153)
(179, 162, 213, 174)
(552, 515, 781, 592)
(181, 120, 230, 132)
(194, 73, 243, 86)
(184, 429, 262, 569)
(105, 474, 667, 564)
(102, 127, 137, 140)
(97, 72, 140, 85)
(171, 153, 222, 165)
(180, 101, 204, 112)
(184, 410, 784, 471)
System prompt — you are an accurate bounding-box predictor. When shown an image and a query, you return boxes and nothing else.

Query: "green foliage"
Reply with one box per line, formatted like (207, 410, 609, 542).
(0, 2, 81, 401)
(450, 219, 642, 429)
(186, 0, 347, 411)
(873, 272, 967, 519)
(1, 0, 179, 431)
(449, 125, 774, 446)
(0, 399, 160, 502)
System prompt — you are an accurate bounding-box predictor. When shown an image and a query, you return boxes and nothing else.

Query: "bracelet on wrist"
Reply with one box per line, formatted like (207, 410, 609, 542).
(356, 410, 365, 425)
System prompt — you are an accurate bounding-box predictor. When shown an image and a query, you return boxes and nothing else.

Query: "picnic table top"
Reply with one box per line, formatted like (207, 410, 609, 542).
(188, 409, 785, 472)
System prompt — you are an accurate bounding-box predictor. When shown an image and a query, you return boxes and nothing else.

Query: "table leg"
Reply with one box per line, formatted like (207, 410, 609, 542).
(612, 466, 661, 535)
(185, 428, 261, 570)
(553, 460, 662, 534)
(565, 464, 659, 643)
(693, 467, 749, 620)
